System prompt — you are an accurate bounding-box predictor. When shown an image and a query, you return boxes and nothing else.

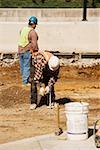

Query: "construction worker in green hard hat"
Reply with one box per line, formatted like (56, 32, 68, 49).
(18, 16, 39, 86)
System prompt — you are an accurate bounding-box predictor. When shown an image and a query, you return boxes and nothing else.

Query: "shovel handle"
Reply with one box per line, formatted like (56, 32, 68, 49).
(94, 119, 100, 136)
(57, 103, 60, 129)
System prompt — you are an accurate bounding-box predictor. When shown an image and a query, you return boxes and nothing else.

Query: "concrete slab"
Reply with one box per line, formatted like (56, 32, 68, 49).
(0, 132, 98, 150)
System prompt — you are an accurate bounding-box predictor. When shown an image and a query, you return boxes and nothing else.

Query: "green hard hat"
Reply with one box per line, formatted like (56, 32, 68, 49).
(29, 16, 38, 24)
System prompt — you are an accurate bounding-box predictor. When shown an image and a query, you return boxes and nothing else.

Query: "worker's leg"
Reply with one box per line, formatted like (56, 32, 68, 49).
(30, 81, 37, 105)
(51, 86, 55, 103)
(19, 53, 24, 78)
(22, 51, 31, 84)
(30, 81, 38, 110)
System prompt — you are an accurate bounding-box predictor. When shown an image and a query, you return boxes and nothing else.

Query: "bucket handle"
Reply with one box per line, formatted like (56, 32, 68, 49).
(80, 101, 88, 113)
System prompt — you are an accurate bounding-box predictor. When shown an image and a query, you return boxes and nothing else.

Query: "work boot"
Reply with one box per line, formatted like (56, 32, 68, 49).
(22, 83, 30, 90)
(47, 103, 55, 109)
(30, 103, 37, 110)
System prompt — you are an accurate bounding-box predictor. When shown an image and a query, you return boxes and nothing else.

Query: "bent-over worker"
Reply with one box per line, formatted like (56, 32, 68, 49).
(30, 51, 60, 110)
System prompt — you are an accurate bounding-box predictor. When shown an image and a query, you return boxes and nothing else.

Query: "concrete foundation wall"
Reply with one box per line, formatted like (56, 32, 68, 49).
(0, 21, 99, 53)
(0, 8, 100, 22)
(0, 9, 100, 53)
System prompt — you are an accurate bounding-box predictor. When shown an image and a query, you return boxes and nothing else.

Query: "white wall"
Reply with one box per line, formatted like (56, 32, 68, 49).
(0, 8, 100, 54)
(0, 21, 100, 53)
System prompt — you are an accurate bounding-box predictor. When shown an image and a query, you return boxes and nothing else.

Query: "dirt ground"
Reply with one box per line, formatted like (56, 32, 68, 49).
(0, 61, 100, 144)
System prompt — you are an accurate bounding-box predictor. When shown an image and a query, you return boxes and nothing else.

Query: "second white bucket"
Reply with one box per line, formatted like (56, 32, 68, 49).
(65, 102, 89, 140)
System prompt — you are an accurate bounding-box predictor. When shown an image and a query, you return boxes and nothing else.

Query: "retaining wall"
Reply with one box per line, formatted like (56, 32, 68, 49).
(0, 9, 100, 53)
(0, 8, 100, 22)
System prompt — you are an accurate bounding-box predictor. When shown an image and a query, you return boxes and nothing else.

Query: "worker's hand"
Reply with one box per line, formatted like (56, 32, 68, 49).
(96, 129, 100, 135)
(39, 87, 45, 96)
(45, 86, 50, 94)
(18, 46, 27, 54)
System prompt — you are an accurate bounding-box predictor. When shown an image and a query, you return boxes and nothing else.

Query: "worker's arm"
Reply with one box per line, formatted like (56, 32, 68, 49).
(45, 67, 60, 93)
(28, 30, 39, 52)
(45, 77, 55, 94)
(48, 77, 56, 87)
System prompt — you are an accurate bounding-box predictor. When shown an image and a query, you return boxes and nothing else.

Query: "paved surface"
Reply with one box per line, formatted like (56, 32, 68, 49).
(0, 131, 99, 150)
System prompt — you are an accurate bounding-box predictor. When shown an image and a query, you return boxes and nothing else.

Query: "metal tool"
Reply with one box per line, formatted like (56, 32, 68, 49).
(47, 87, 53, 109)
(55, 103, 63, 136)
(94, 119, 100, 148)
(49, 88, 52, 108)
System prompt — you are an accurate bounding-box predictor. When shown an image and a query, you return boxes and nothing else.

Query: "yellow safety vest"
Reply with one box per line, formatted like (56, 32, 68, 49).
(18, 26, 33, 47)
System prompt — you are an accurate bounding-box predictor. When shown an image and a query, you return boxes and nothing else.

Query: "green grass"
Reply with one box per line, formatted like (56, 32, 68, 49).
(0, 0, 100, 8)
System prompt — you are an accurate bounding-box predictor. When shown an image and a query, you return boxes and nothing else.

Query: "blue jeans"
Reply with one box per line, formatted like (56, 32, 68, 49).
(19, 51, 31, 84)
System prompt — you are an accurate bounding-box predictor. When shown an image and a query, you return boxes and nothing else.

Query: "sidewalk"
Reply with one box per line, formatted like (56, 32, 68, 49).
(0, 131, 98, 150)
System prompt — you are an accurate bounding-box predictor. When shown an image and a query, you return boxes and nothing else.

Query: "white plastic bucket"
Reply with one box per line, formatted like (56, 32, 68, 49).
(65, 102, 89, 140)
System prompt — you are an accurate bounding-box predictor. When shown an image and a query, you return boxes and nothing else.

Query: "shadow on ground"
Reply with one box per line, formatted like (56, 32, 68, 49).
(38, 97, 73, 107)
(55, 97, 73, 105)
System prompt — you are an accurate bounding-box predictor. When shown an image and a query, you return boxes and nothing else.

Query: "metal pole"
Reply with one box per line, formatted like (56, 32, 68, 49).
(49, 89, 52, 109)
(82, 0, 88, 21)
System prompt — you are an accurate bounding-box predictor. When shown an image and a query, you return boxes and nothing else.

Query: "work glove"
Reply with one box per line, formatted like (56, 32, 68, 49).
(45, 86, 50, 94)
(39, 87, 45, 96)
